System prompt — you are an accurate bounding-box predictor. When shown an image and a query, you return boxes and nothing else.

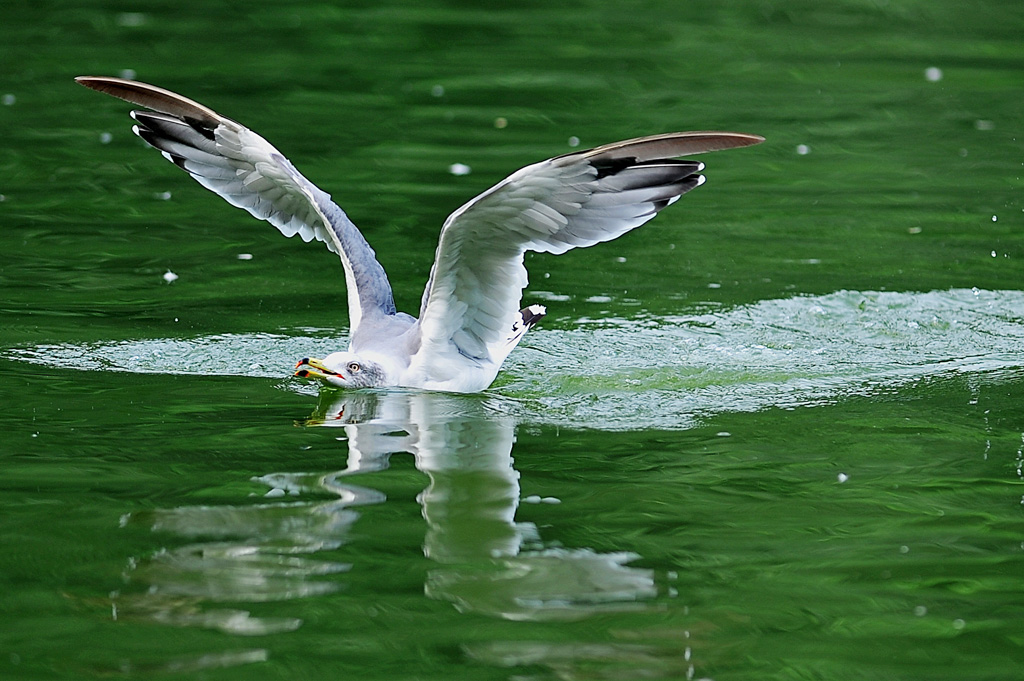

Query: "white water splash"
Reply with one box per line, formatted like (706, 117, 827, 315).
(8, 289, 1024, 429)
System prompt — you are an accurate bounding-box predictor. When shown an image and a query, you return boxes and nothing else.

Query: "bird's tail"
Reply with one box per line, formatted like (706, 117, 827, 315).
(506, 304, 546, 348)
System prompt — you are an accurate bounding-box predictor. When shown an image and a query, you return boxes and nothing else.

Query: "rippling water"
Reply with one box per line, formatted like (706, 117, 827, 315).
(2, 0, 1023, 679)
(12, 288, 1024, 429)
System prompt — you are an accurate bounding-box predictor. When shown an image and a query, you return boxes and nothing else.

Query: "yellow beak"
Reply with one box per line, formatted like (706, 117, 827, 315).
(294, 357, 344, 381)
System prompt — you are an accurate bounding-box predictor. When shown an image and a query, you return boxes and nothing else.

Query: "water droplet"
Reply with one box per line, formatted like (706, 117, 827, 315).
(116, 13, 147, 27)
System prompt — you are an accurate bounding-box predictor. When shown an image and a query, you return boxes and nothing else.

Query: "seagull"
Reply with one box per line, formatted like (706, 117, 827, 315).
(76, 76, 763, 393)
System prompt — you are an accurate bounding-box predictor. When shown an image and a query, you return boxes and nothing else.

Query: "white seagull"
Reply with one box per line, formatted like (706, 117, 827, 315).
(76, 76, 763, 393)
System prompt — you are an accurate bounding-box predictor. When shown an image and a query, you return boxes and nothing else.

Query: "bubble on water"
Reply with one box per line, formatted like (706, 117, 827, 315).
(430, 84, 445, 97)
(568, 136, 580, 147)
(119, 68, 137, 80)
(2, 93, 15, 106)
(837, 473, 849, 483)
(448, 163, 471, 176)
(116, 12, 147, 27)
(796, 144, 810, 155)
(99, 132, 113, 144)
(162, 270, 178, 284)
(925, 66, 943, 82)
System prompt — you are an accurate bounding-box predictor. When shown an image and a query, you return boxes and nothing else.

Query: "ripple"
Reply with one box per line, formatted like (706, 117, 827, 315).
(8, 289, 1024, 429)
(505, 288, 1024, 427)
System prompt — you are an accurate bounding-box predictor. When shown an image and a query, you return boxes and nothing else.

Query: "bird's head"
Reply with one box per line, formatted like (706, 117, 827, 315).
(294, 352, 386, 388)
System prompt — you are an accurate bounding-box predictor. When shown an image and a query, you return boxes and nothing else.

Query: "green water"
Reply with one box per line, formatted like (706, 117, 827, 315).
(2, 1, 1023, 679)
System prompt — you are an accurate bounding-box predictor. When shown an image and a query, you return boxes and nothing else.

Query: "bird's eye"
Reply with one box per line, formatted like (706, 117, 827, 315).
(348, 362, 361, 373)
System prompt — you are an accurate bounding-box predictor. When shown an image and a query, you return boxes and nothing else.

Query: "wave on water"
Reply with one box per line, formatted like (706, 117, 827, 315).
(506, 287, 1024, 428)
(8, 289, 1024, 429)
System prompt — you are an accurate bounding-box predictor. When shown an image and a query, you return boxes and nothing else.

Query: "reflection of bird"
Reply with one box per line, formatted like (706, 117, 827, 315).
(306, 390, 659, 621)
(77, 76, 762, 392)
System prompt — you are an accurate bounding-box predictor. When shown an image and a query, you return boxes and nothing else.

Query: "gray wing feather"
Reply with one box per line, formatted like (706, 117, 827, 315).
(76, 76, 397, 335)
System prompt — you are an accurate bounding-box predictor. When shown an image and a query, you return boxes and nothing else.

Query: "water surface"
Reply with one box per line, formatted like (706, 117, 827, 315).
(2, 1, 1023, 679)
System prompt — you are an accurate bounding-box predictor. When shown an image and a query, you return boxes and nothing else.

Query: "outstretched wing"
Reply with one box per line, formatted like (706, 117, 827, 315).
(75, 76, 397, 338)
(413, 131, 764, 372)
